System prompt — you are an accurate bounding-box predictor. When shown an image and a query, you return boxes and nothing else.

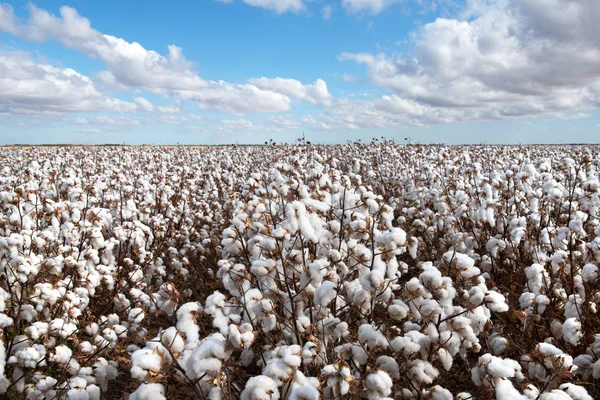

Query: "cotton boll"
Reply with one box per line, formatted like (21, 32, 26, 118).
(429, 385, 453, 400)
(485, 291, 509, 312)
(365, 370, 393, 400)
(160, 327, 185, 354)
(358, 324, 388, 349)
(129, 383, 166, 400)
(408, 360, 439, 384)
(562, 318, 582, 346)
(388, 300, 410, 321)
(185, 333, 232, 381)
(489, 334, 508, 355)
(240, 375, 280, 400)
(581, 264, 598, 283)
(558, 383, 593, 400)
(128, 308, 145, 324)
(130, 348, 164, 382)
(314, 281, 337, 307)
(376, 356, 399, 379)
(436, 348, 453, 371)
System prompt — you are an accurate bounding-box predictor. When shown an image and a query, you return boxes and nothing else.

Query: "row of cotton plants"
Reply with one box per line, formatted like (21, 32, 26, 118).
(0, 142, 599, 399)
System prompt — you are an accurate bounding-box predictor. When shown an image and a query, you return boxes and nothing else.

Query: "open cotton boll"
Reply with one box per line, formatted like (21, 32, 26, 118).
(130, 348, 164, 382)
(485, 291, 509, 312)
(314, 281, 337, 307)
(365, 370, 393, 400)
(562, 318, 582, 346)
(429, 385, 453, 400)
(472, 353, 523, 387)
(493, 378, 528, 400)
(358, 324, 389, 349)
(408, 360, 439, 385)
(262, 345, 303, 385)
(129, 383, 166, 400)
(489, 334, 509, 355)
(581, 264, 598, 283)
(388, 299, 410, 321)
(376, 356, 399, 379)
(240, 375, 280, 400)
(185, 333, 232, 381)
(558, 383, 593, 400)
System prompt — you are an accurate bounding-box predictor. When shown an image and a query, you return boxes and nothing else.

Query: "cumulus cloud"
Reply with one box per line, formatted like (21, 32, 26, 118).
(134, 97, 154, 112)
(157, 105, 180, 113)
(248, 78, 333, 105)
(74, 116, 141, 125)
(339, 0, 600, 123)
(342, 0, 403, 15)
(0, 4, 328, 115)
(217, 0, 306, 14)
(322, 4, 333, 19)
(241, 0, 306, 14)
(0, 51, 137, 114)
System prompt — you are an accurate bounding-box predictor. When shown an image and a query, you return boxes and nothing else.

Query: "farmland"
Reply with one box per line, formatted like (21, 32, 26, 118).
(0, 143, 599, 399)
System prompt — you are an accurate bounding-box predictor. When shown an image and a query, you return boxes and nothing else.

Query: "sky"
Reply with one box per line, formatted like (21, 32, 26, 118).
(0, 0, 599, 145)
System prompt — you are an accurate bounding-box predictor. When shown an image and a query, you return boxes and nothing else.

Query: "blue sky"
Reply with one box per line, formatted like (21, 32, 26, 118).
(0, 0, 599, 144)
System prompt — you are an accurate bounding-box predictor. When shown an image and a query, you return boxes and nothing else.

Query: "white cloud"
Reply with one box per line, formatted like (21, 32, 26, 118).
(248, 78, 333, 105)
(0, 4, 329, 115)
(0, 51, 137, 114)
(554, 112, 592, 121)
(157, 105, 180, 113)
(134, 97, 154, 112)
(0, 3, 17, 34)
(218, 0, 306, 14)
(74, 116, 141, 125)
(340, 0, 600, 123)
(322, 4, 333, 19)
(342, 0, 402, 15)
(242, 0, 306, 14)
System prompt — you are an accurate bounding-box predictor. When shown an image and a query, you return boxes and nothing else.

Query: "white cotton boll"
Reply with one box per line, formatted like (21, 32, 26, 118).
(390, 336, 421, 357)
(564, 295, 583, 319)
(485, 291, 509, 312)
(430, 385, 453, 400)
(185, 333, 232, 380)
(520, 292, 536, 310)
(240, 375, 280, 400)
(489, 334, 508, 355)
(376, 356, 399, 379)
(358, 324, 388, 349)
(161, 327, 185, 354)
(593, 359, 600, 379)
(561, 318, 582, 346)
(365, 370, 393, 400)
(511, 227, 527, 245)
(558, 383, 593, 400)
(129, 383, 166, 400)
(408, 360, 439, 384)
(581, 264, 598, 283)
(130, 349, 163, 382)
(50, 345, 73, 364)
(241, 349, 254, 367)
(314, 281, 337, 307)
(435, 345, 454, 371)
(388, 300, 410, 320)
(86, 385, 101, 400)
(494, 378, 528, 400)
(0, 340, 8, 393)
(568, 220, 586, 236)
(80, 341, 96, 354)
(128, 308, 145, 324)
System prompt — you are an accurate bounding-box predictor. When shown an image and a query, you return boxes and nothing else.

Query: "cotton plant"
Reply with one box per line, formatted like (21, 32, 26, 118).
(1, 144, 600, 398)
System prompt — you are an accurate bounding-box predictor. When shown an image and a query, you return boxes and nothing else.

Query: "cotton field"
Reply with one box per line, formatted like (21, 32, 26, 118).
(1, 142, 600, 399)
